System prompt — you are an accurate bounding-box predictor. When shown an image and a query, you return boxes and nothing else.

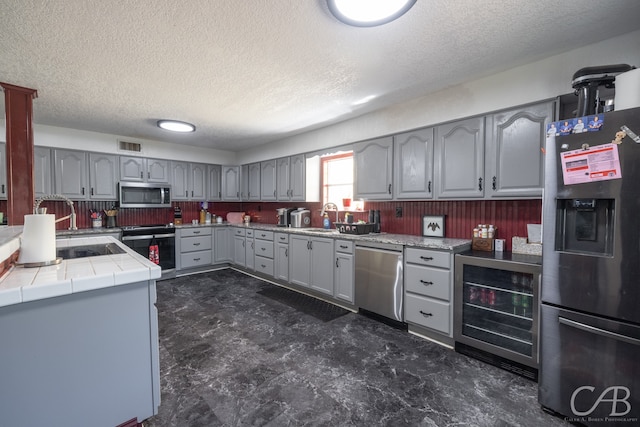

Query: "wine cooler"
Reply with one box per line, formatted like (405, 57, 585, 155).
(454, 252, 541, 379)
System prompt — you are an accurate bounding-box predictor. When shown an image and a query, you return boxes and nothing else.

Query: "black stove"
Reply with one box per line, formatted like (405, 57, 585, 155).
(121, 224, 175, 236)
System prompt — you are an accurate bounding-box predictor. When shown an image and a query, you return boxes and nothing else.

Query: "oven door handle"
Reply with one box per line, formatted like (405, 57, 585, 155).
(559, 317, 640, 346)
(122, 234, 156, 241)
(152, 233, 176, 239)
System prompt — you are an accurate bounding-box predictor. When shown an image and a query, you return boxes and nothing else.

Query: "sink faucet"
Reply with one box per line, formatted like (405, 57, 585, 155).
(34, 194, 78, 230)
(320, 202, 339, 223)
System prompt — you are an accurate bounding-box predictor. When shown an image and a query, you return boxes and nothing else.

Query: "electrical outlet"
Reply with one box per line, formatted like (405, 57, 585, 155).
(396, 206, 403, 218)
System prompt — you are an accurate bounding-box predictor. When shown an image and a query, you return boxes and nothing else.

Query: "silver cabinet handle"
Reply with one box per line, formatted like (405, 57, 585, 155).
(559, 317, 640, 346)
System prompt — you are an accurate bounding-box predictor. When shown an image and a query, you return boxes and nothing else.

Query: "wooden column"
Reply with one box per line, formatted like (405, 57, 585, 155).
(1, 82, 38, 226)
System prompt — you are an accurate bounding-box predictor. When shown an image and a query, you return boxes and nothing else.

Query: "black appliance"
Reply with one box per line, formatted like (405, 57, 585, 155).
(121, 224, 176, 280)
(539, 107, 640, 424)
(276, 208, 296, 227)
(571, 64, 634, 117)
(118, 182, 171, 208)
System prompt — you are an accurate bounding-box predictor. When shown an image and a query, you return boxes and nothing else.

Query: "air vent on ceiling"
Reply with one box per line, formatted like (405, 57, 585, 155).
(118, 140, 142, 153)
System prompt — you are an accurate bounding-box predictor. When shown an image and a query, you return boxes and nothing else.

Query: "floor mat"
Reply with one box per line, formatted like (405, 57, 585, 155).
(257, 286, 350, 322)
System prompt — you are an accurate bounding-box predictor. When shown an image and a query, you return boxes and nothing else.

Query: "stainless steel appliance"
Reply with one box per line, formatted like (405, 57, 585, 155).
(121, 224, 176, 280)
(276, 207, 296, 227)
(355, 242, 404, 323)
(539, 107, 640, 424)
(290, 209, 311, 228)
(118, 182, 171, 208)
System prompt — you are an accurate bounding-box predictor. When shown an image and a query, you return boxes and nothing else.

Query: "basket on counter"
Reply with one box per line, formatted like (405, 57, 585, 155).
(335, 222, 374, 235)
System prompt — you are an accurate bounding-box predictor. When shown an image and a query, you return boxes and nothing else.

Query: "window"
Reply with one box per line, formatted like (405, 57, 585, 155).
(321, 152, 353, 210)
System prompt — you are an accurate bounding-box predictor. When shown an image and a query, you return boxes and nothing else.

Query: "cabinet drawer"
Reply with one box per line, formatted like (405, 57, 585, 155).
(335, 240, 353, 254)
(275, 233, 289, 244)
(405, 293, 450, 334)
(255, 255, 274, 276)
(246, 229, 255, 238)
(233, 228, 246, 237)
(405, 248, 450, 269)
(180, 250, 212, 269)
(181, 235, 212, 253)
(254, 239, 274, 258)
(181, 227, 212, 237)
(255, 230, 274, 241)
(404, 264, 451, 301)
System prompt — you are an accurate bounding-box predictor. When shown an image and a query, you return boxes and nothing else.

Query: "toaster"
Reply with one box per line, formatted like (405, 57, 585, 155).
(290, 209, 311, 228)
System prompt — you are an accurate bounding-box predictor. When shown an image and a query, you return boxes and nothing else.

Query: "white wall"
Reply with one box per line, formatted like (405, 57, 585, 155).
(236, 29, 640, 164)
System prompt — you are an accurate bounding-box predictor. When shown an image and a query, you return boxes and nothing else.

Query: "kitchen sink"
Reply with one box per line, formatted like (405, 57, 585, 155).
(56, 243, 126, 259)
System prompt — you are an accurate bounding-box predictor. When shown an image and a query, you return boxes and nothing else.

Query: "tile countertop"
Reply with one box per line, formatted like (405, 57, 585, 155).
(0, 235, 161, 309)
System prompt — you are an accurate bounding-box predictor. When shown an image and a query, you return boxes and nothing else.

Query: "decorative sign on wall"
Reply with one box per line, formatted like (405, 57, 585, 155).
(422, 215, 445, 238)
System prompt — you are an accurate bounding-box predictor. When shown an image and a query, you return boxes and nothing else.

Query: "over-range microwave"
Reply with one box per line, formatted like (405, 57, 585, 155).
(118, 182, 171, 208)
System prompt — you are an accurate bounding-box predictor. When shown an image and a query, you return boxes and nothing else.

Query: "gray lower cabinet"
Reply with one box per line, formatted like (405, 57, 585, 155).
(404, 247, 454, 337)
(177, 227, 212, 270)
(334, 239, 354, 303)
(393, 128, 434, 199)
(214, 227, 232, 263)
(485, 101, 554, 198)
(434, 116, 485, 199)
(233, 228, 246, 267)
(274, 232, 289, 281)
(254, 230, 274, 276)
(245, 229, 255, 270)
(290, 235, 334, 296)
(354, 136, 393, 200)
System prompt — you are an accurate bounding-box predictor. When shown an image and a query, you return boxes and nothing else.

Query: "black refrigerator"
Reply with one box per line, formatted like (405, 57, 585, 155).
(539, 106, 640, 425)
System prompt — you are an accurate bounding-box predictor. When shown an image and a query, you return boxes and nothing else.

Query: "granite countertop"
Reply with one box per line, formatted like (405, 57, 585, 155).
(0, 235, 161, 308)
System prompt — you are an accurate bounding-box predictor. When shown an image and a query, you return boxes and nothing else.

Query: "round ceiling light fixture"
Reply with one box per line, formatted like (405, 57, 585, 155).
(327, 0, 416, 27)
(157, 120, 196, 133)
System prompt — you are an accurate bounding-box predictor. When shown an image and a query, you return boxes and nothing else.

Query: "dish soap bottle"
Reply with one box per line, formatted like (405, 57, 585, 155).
(323, 213, 331, 229)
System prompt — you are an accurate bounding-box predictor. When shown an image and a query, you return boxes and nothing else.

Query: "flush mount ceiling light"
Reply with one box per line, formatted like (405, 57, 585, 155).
(157, 120, 196, 133)
(327, 0, 416, 27)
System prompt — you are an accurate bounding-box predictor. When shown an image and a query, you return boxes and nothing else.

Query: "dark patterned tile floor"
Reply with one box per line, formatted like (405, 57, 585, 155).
(145, 269, 569, 426)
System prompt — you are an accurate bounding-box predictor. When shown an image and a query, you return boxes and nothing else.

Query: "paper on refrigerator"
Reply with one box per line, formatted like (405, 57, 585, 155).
(560, 142, 622, 185)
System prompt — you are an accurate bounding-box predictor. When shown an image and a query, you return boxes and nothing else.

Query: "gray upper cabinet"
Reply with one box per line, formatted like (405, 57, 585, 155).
(207, 164, 222, 201)
(247, 163, 261, 201)
(485, 101, 554, 198)
(190, 163, 207, 201)
(34, 146, 53, 198)
(434, 117, 485, 199)
(276, 154, 305, 201)
(0, 144, 6, 199)
(120, 156, 169, 183)
(354, 136, 393, 200)
(260, 159, 277, 201)
(88, 153, 118, 200)
(221, 166, 241, 201)
(393, 128, 434, 199)
(54, 149, 88, 199)
(171, 161, 206, 201)
(240, 164, 249, 200)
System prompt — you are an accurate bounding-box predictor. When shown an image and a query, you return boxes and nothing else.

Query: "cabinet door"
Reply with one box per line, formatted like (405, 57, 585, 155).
(119, 156, 145, 182)
(245, 236, 255, 270)
(34, 147, 53, 197)
(276, 157, 291, 201)
(310, 237, 334, 296)
(208, 164, 222, 201)
(247, 163, 261, 201)
(170, 161, 190, 200)
(290, 154, 306, 201)
(88, 153, 118, 200)
(275, 242, 289, 282)
(335, 251, 354, 303)
(0, 144, 5, 199)
(190, 163, 207, 200)
(214, 227, 232, 263)
(486, 101, 553, 198)
(289, 235, 311, 287)
(241, 164, 249, 200)
(146, 159, 170, 183)
(394, 128, 434, 199)
(54, 149, 88, 199)
(434, 117, 485, 199)
(221, 166, 240, 201)
(233, 235, 246, 267)
(354, 137, 393, 200)
(260, 159, 277, 201)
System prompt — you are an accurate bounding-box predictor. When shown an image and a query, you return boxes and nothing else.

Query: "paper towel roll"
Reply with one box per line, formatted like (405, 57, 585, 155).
(615, 68, 640, 111)
(18, 214, 57, 264)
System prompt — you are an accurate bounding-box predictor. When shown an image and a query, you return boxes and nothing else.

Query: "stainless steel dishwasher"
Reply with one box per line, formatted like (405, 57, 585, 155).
(355, 242, 404, 322)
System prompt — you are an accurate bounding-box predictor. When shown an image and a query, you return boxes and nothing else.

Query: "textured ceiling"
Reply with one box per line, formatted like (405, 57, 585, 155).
(2, 0, 640, 152)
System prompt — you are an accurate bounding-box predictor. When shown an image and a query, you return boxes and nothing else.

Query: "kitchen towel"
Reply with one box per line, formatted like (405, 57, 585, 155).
(18, 214, 56, 264)
(615, 68, 640, 111)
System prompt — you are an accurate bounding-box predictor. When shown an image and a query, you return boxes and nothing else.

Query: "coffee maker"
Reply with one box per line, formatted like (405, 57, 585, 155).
(276, 208, 296, 227)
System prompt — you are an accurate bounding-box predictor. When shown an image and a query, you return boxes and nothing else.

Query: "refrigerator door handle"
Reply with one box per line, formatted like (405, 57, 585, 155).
(559, 317, 640, 346)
